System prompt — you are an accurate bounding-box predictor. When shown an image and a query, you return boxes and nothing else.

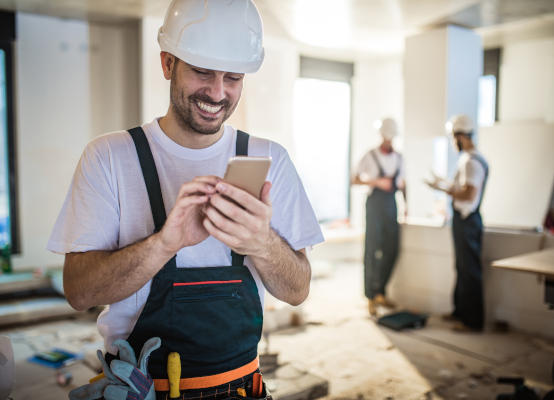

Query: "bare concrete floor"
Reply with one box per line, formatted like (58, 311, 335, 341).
(267, 261, 554, 400)
(2, 261, 553, 400)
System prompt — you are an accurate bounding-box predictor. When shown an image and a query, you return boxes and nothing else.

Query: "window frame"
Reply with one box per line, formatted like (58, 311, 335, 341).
(0, 11, 20, 254)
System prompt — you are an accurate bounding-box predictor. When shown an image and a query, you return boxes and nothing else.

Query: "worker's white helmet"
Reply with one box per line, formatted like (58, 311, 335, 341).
(158, 0, 265, 74)
(376, 118, 398, 140)
(445, 114, 473, 135)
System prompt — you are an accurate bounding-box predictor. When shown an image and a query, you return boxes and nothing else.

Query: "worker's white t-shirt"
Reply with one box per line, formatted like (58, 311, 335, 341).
(354, 148, 405, 196)
(452, 149, 487, 218)
(47, 119, 324, 354)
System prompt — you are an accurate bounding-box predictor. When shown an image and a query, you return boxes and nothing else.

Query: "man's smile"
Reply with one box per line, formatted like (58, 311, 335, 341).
(194, 99, 224, 118)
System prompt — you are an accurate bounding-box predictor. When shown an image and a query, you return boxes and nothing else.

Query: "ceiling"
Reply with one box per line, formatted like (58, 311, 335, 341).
(0, 0, 553, 54)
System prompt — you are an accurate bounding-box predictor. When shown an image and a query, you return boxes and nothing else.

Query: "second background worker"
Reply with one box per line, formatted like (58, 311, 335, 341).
(352, 118, 406, 316)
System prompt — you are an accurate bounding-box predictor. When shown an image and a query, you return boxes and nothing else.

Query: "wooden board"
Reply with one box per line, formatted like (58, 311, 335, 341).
(0, 272, 50, 295)
(491, 248, 554, 278)
(0, 297, 78, 326)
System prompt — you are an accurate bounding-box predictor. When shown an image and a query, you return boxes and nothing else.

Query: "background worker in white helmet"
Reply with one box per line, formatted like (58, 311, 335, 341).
(352, 118, 406, 316)
(427, 114, 489, 332)
(49, 0, 323, 398)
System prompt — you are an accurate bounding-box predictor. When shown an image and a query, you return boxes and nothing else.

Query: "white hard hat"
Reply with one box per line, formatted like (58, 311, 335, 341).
(376, 118, 398, 140)
(445, 114, 473, 135)
(158, 0, 265, 74)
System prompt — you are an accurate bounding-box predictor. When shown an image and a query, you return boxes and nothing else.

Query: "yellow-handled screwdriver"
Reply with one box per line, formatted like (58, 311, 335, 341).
(167, 352, 181, 399)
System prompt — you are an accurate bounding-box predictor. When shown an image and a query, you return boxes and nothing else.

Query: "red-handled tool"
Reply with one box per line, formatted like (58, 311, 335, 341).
(252, 372, 263, 397)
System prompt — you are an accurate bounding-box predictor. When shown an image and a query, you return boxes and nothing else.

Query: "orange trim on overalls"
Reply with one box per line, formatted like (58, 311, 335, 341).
(173, 280, 243, 286)
(153, 356, 259, 391)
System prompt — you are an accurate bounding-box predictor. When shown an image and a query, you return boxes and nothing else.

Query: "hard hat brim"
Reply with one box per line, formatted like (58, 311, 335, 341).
(159, 33, 264, 74)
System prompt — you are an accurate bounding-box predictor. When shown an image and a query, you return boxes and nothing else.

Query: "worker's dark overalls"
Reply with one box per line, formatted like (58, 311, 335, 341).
(451, 153, 489, 330)
(363, 149, 400, 300)
(107, 127, 270, 399)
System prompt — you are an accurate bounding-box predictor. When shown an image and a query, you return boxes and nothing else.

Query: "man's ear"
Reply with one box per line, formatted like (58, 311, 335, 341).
(160, 51, 175, 80)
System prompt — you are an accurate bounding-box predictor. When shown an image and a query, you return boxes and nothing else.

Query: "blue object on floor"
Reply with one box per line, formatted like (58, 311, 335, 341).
(28, 348, 81, 369)
(377, 311, 428, 331)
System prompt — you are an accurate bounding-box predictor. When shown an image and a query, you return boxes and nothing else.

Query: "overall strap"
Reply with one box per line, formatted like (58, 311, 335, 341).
(470, 153, 489, 211)
(370, 149, 386, 178)
(236, 130, 249, 157)
(393, 154, 402, 180)
(232, 130, 250, 267)
(129, 127, 167, 232)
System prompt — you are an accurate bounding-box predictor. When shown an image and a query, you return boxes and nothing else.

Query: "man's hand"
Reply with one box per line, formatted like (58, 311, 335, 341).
(375, 177, 394, 192)
(156, 176, 220, 255)
(202, 181, 272, 257)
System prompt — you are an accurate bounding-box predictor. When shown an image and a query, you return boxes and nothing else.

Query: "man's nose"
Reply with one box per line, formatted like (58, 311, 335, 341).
(205, 75, 226, 103)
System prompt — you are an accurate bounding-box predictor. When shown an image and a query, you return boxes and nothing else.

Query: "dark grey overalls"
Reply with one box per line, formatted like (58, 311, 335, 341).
(105, 127, 271, 399)
(363, 149, 401, 299)
(451, 152, 489, 330)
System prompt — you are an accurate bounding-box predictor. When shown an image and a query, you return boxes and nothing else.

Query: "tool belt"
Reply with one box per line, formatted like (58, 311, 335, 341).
(153, 356, 259, 391)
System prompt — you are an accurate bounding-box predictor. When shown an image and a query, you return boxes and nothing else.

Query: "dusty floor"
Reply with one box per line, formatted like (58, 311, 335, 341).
(2, 261, 553, 400)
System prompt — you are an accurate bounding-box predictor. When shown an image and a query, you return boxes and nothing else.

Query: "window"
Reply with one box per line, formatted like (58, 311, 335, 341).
(478, 74, 496, 127)
(480, 48, 501, 125)
(293, 57, 353, 222)
(0, 11, 18, 264)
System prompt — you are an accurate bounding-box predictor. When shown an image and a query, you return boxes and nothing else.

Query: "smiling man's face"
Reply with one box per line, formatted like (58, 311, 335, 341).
(169, 58, 244, 135)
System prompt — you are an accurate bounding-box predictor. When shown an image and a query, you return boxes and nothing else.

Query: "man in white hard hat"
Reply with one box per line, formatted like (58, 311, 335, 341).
(427, 114, 489, 332)
(49, 1, 323, 398)
(352, 118, 406, 316)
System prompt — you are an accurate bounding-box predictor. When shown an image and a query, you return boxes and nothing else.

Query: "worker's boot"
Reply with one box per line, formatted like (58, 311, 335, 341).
(441, 312, 460, 322)
(452, 321, 482, 333)
(368, 299, 377, 316)
(374, 294, 396, 308)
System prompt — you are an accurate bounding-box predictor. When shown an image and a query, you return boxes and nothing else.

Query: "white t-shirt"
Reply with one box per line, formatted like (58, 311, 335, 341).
(48, 119, 324, 354)
(354, 148, 405, 196)
(452, 149, 488, 218)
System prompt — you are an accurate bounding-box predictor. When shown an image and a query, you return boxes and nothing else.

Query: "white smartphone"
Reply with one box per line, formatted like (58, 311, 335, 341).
(223, 156, 272, 199)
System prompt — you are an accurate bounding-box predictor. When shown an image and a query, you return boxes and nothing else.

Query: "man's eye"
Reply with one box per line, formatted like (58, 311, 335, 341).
(227, 75, 242, 82)
(194, 69, 208, 75)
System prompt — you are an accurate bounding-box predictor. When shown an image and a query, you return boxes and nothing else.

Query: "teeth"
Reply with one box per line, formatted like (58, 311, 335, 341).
(196, 101, 222, 114)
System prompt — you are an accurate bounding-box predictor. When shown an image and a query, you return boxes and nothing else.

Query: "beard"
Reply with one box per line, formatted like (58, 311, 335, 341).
(169, 69, 237, 135)
(456, 139, 463, 152)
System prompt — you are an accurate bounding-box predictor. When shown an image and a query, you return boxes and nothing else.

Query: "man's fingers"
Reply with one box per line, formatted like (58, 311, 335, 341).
(215, 182, 266, 216)
(260, 181, 272, 206)
(193, 175, 221, 185)
(203, 217, 239, 249)
(208, 194, 256, 225)
(203, 204, 249, 238)
(176, 181, 217, 199)
(172, 194, 209, 212)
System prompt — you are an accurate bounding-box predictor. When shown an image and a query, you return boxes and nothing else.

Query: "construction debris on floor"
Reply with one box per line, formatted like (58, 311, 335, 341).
(1, 261, 553, 399)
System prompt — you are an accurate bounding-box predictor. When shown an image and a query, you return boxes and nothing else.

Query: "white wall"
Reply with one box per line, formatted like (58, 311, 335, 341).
(478, 35, 554, 229)
(13, 14, 140, 269)
(90, 21, 140, 135)
(498, 37, 554, 123)
(14, 14, 91, 269)
(480, 122, 554, 228)
(140, 16, 169, 124)
(241, 35, 299, 155)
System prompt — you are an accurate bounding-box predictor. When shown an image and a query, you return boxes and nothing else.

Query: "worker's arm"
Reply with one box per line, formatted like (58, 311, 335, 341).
(398, 179, 407, 216)
(352, 174, 394, 192)
(447, 184, 477, 202)
(63, 176, 220, 311)
(203, 181, 311, 306)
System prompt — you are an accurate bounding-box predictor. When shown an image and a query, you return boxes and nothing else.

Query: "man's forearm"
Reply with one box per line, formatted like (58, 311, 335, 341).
(352, 175, 377, 187)
(63, 233, 174, 311)
(449, 184, 477, 202)
(249, 230, 311, 306)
